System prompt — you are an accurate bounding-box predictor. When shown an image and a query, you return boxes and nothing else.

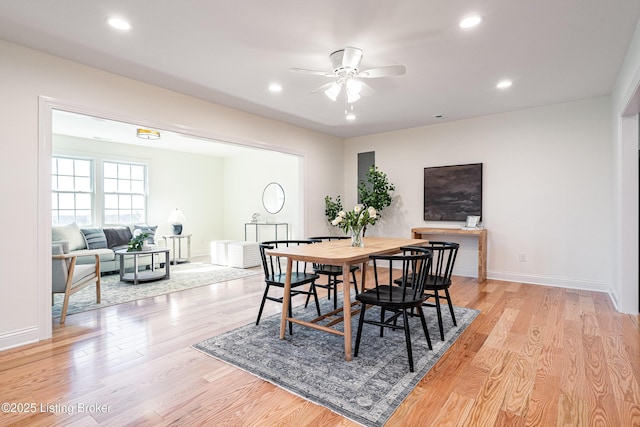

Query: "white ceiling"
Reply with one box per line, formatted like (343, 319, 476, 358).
(1, 1, 640, 140)
(52, 110, 258, 158)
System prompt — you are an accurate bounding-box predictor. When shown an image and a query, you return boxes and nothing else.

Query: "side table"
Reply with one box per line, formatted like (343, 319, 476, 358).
(162, 234, 192, 264)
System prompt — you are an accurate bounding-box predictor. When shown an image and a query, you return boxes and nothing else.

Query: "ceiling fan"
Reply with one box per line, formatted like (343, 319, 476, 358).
(291, 46, 406, 105)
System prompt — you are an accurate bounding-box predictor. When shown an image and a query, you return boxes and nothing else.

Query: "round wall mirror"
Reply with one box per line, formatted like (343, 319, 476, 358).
(262, 182, 285, 214)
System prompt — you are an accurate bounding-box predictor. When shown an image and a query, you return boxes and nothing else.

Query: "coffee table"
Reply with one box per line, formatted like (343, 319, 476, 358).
(115, 247, 170, 285)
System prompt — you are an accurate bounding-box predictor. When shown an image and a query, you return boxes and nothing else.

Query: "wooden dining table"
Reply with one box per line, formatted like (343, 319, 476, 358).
(267, 236, 429, 361)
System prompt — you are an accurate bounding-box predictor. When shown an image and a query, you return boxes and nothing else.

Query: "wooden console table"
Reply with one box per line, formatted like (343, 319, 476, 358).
(411, 227, 487, 283)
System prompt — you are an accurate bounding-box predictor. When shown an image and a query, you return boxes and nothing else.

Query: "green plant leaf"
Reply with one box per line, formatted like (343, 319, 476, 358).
(357, 166, 395, 222)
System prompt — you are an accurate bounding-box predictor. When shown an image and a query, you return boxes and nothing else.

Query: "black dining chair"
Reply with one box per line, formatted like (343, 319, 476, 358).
(422, 241, 459, 341)
(304, 236, 360, 310)
(395, 241, 459, 340)
(354, 246, 433, 372)
(257, 240, 321, 335)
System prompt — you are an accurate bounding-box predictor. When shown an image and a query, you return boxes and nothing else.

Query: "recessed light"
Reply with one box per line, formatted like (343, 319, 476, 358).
(346, 113, 356, 121)
(433, 114, 445, 119)
(268, 83, 283, 92)
(459, 15, 483, 29)
(496, 79, 513, 89)
(108, 17, 131, 31)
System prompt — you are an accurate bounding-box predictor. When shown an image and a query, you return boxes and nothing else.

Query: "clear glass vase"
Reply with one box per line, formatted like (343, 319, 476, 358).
(350, 224, 365, 247)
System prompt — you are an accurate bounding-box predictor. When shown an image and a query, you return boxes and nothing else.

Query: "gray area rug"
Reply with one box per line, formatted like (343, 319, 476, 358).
(193, 297, 480, 426)
(52, 262, 261, 319)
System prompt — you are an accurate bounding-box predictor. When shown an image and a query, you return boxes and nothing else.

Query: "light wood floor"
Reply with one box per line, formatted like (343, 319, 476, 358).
(1, 262, 639, 426)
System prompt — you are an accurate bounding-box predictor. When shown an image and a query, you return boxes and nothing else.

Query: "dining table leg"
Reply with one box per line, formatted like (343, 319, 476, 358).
(359, 260, 368, 290)
(342, 261, 353, 361)
(279, 257, 294, 339)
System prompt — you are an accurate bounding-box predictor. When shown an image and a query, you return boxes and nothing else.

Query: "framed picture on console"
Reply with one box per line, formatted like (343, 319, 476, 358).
(465, 215, 481, 228)
(424, 163, 483, 221)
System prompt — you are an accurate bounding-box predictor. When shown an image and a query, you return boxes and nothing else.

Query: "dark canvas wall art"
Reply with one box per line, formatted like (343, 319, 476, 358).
(423, 163, 483, 221)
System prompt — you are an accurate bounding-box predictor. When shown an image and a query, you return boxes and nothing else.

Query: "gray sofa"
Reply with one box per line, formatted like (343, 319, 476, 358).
(52, 223, 161, 274)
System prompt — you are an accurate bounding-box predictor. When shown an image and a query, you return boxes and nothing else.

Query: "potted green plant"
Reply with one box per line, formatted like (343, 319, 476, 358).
(324, 166, 395, 237)
(127, 232, 150, 252)
(324, 195, 343, 223)
(357, 165, 395, 226)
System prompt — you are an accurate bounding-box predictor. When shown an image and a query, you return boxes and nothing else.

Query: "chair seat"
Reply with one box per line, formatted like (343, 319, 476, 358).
(266, 272, 319, 287)
(72, 264, 100, 284)
(309, 264, 360, 310)
(356, 285, 426, 309)
(313, 264, 359, 275)
(424, 275, 452, 289)
(394, 275, 451, 289)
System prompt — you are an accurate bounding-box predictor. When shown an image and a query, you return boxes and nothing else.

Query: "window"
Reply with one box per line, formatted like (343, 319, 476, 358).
(51, 157, 93, 225)
(103, 161, 146, 224)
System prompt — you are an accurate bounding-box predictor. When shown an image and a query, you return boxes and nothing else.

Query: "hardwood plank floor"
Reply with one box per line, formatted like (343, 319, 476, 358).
(1, 263, 639, 426)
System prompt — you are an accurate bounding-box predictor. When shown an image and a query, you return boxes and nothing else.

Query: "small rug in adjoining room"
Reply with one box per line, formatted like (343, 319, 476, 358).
(52, 261, 262, 319)
(192, 298, 480, 426)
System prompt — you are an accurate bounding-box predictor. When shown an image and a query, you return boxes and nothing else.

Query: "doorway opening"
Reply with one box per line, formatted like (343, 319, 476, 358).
(39, 99, 305, 339)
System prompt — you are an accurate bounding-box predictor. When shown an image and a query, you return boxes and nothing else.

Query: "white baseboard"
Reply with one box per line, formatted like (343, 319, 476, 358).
(486, 271, 608, 293)
(453, 267, 478, 278)
(608, 290, 622, 312)
(0, 326, 40, 352)
(452, 266, 609, 294)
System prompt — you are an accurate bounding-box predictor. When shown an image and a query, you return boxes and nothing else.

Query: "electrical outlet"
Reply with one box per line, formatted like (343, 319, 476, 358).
(518, 252, 527, 262)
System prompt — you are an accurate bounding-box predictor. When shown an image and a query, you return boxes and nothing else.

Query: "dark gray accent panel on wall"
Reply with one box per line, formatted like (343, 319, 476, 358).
(357, 151, 375, 203)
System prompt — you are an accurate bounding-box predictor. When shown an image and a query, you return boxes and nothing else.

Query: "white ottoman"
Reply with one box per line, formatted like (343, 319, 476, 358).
(210, 240, 235, 265)
(227, 241, 261, 268)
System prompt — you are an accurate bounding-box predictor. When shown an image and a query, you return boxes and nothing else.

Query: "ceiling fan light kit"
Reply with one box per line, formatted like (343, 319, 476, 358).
(324, 82, 342, 101)
(324, 78, 362, 103)
(345, 79, 362, 103)
(292, 46, 406, 118)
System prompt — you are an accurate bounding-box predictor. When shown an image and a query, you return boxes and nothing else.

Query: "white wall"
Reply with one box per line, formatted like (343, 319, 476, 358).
(0, 40, 343, 350)
(344, 97, 613, 291)
(223, 149, 301, 241)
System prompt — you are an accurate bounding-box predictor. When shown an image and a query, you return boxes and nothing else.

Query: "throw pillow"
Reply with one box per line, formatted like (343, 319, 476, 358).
(134, 225, 158, 244)
(81, 228, 108, 249)
(103, 227, 133, 249)
(52, 223, 87, 251)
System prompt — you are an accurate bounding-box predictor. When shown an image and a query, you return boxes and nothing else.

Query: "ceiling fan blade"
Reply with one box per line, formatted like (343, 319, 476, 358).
(342, 47, 363, 69)
(358, 65, 406, 78)
(358, 80, 375, 97)
(309, 82, 338, 94)
(290, 67, 333, 77)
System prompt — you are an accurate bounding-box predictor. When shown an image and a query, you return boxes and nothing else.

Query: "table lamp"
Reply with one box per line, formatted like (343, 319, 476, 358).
(168, 208, 186, 235)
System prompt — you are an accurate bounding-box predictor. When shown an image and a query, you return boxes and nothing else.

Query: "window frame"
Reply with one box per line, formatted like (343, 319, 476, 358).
(51, 155, 94, 226)
(102, 160, 148, 225)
